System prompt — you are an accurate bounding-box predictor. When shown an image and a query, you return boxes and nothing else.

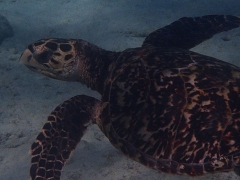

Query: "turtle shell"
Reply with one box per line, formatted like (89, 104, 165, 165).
(101, 46, 240, 176)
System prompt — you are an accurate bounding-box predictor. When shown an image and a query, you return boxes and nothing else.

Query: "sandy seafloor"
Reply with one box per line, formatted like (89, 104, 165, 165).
(0, 0, 240, 180)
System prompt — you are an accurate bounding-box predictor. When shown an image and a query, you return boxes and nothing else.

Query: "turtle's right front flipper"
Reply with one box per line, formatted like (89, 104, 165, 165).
(30, 95, 100, 180)
(142, 15, 240, 49)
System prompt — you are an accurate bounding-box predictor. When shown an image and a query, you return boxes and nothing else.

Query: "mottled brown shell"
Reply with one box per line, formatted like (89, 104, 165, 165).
(101, 47, 240, 175)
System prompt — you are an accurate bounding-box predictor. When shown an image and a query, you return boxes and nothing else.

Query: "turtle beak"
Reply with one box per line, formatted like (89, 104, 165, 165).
(19, 48, 44, 73)
(19, 49, 33, 65)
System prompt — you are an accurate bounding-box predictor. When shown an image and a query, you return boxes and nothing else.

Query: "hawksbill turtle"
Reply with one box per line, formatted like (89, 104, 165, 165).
(19, 15, 240, 179)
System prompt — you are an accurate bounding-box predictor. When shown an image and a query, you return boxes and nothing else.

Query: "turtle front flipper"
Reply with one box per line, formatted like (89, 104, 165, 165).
(142, 15, 240, 49)
(30, 95, 100, 180)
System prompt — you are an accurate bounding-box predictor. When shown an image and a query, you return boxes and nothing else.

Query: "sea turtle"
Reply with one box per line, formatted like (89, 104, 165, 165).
(19, 15, 240, 180)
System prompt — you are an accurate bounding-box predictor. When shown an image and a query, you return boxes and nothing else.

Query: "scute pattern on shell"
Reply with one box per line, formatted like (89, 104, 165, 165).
(101, 47, 240, 175)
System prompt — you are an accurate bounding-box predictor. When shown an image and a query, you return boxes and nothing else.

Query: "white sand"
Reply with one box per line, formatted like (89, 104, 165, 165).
(0, 0, 240, 179)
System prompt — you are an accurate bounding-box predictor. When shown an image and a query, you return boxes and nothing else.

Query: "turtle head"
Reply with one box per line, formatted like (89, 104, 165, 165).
(20, 38, 119, 93)
(20, 38, 79, 81)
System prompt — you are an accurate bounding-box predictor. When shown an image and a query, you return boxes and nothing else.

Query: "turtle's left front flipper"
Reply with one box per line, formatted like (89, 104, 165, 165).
(30, 95, 100, 180)
(142, 15, 240, 49)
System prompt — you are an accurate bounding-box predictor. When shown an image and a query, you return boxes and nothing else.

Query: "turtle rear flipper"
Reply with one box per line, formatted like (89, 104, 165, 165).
(142, 15, 240, 49)
(30, 95, 100, 180)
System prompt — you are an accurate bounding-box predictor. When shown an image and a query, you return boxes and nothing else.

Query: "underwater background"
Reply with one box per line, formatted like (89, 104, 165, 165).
(0, 0, 240, 179)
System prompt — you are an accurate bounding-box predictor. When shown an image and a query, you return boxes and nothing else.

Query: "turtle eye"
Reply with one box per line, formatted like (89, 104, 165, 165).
(34, 50, 53, 64)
